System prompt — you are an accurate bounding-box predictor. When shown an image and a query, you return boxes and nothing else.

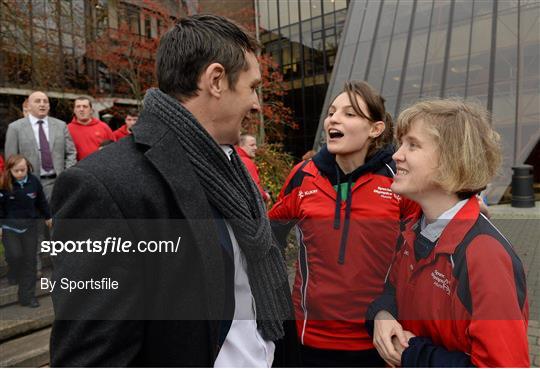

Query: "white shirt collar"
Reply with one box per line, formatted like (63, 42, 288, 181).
(420, 199, 468, 242)
(28, 114, 48, 125)
(220, 145, 234, 161)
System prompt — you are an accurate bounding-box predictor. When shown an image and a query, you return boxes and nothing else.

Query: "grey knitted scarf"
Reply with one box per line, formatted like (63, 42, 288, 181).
(143, 88, 292, 341)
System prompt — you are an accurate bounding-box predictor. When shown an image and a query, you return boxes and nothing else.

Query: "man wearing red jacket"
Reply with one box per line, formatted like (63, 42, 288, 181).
(112, 110, 138, 140)
(67, 97, 115, 161)
(236, 134, 270, 202)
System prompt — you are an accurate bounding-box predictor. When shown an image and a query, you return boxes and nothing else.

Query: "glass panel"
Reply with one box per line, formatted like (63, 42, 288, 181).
(289, 23, 300, 44)
(310, 0, 322, 18)
(299, 0, 312, 22)
(377, 0, 399, 39)
(282, 45, 292, 64)
(289, 0, 299, 25)
(268, 0, 278, 30)
(368, 31, 391, 90)
(492, 4, 518, 173)
(258, 0, 269, 30)
(381, 0, 413, 98)
(445, 0, 474, 97)
(464, 12, 492, 100)
(279, 0, 290, 27)
(517, 2, 540, 163)
(334, 0, 347, 12)
(401, 0, 433, 102)
(473, 0, 492, 17)
(393, 0, 414, 35)
(421, 1, 451, 97)
(453, 0, 475, 22)
(323, 0, 335, 15)
(382, 36, 407, 99)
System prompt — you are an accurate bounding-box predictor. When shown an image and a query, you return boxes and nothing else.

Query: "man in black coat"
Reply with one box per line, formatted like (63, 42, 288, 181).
(49, 14, 296, 367)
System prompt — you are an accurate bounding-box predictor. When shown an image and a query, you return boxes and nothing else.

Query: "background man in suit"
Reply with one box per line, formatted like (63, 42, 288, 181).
(4, 91, 77, 200)
(49, 14, 295, 367)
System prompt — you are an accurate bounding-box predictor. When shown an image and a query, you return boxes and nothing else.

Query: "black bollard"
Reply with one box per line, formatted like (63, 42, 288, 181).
(511, 165, 535, 208)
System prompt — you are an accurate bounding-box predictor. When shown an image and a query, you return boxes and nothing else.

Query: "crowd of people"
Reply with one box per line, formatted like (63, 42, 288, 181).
(0, 13, 530, 368)
(0, 91, 138, 307)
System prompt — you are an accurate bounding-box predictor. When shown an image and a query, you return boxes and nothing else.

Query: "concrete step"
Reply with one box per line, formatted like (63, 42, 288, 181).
(0, 254, 52, 279)
(0, 327, 50, 367)
(0, 279, 51, 308)
(0, 295, 53, 342)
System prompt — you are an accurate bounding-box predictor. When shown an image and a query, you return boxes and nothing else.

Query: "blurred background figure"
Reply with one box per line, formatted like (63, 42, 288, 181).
(301, 150, 316, 161)
(67, 97, 115, 161)
(112, 109, 139, 140)
(22, 98, 29, 118)
(237, 134, 270, 204)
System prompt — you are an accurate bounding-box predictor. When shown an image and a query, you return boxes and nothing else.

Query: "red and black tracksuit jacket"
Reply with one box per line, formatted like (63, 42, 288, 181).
(366, 197, 530, 367)
(269, 145, 418, 351)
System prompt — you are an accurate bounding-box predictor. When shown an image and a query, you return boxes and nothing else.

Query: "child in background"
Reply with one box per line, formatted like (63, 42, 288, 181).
(0, 155, 51, 308)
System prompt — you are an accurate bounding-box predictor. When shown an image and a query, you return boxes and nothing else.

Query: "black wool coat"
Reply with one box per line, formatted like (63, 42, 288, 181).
(50, 109, 244, 367)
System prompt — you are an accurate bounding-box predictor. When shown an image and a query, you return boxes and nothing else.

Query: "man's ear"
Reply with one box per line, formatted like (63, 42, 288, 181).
(203, 62, 227, 98)
(370, 120, 386, 138)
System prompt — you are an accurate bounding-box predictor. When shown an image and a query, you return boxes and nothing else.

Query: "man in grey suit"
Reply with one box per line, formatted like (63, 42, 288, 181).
(5, 91, 77, 200)
(5, 91, 77, 274)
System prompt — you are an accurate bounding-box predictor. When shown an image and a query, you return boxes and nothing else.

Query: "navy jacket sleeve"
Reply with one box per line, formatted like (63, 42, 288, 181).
(270, 220, 296, 254)
(33, 175, 52, 219)
(365, 279, 398, 337)
(402, 337, 475, 367)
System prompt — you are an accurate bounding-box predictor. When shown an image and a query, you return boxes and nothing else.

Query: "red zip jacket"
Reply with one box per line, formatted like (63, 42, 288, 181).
(112, 124, 130, 141)
(269, 145, 418, 351)
(68, 118, 115, 160)
(375, 198, 529, 367)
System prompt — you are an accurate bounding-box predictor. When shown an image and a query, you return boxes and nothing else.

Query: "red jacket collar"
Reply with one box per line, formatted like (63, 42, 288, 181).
(70, 117, 101, 126)
(302, 160, 375, 201)
(236, 146, 250, 159)
(118, 124, 129, 134)
(403, 197, 480, 256)
(435, 197, 480, 255)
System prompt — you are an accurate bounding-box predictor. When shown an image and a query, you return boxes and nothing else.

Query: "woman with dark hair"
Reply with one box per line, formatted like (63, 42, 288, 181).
(269, 81, 419, 366)
(0, 154, 51, 308)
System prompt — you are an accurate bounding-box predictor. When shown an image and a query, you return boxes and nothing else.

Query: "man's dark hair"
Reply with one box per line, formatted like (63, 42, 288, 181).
(74, 97, 92, 108)
(126, 108, 139, 117)
(156, 14, 259, 102)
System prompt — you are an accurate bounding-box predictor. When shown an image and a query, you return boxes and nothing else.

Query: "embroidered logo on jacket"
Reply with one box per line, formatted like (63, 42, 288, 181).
(298, 189, 318, 199)
(26, 192, 37, 199)
(431, 269, 451, 295)
(373, 186, 393, 200)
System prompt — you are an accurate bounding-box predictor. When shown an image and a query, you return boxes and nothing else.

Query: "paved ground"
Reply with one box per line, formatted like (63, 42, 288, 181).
(488, 203, 540, 367)
(285, 202, 540, 366)
(1, 203, 537, 367)
(490, 202, 540, 368)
